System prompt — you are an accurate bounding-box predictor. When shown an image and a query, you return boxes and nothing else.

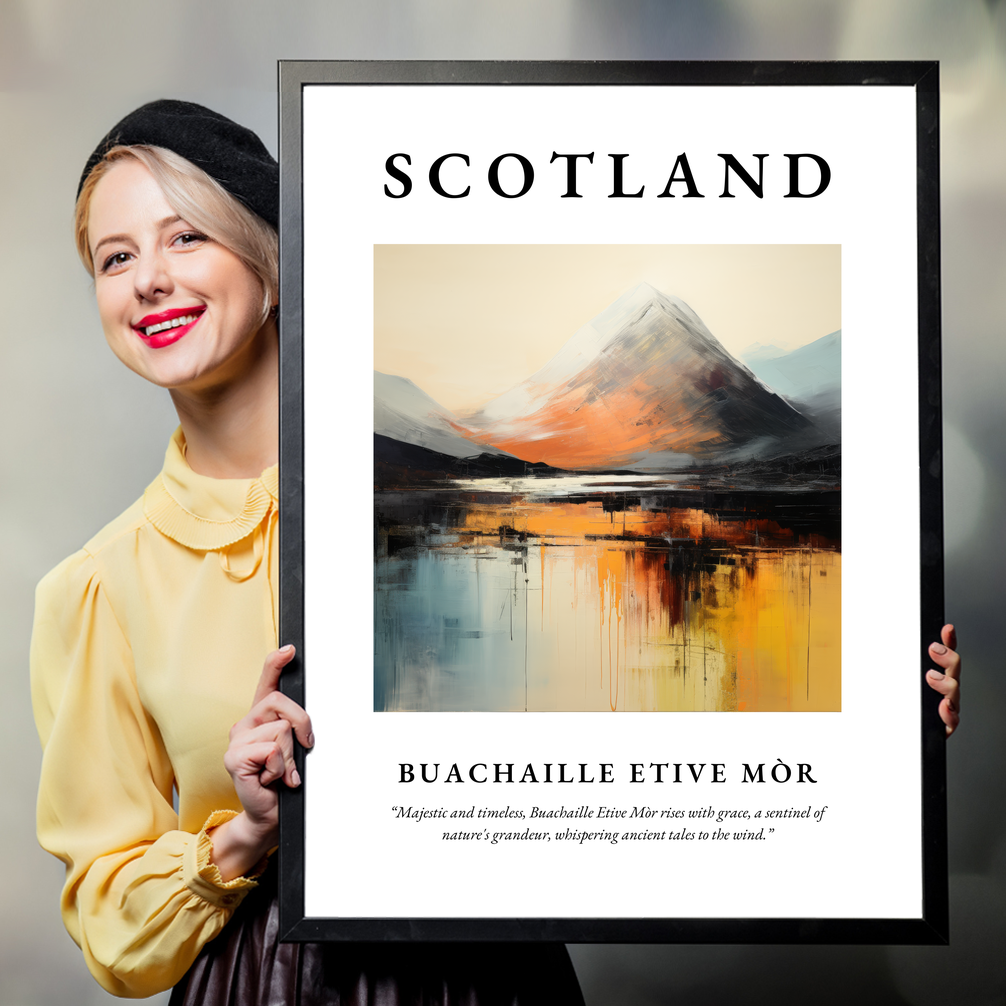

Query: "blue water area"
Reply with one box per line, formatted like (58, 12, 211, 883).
(375, 533, 532, 711)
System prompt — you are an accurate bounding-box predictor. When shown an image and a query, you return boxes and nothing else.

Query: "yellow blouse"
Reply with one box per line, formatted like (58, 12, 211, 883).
(31, 429, 279, 998)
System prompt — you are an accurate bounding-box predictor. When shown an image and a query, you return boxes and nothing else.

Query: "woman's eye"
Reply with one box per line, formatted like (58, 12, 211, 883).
(173, 231, 208, 248)
(101, 251, 132, 273)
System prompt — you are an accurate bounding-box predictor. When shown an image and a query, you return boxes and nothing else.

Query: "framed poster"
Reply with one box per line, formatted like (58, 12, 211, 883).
(277, 61, 946, 943)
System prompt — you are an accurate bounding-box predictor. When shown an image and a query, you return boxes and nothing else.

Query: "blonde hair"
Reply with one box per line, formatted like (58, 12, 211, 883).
(75, 145, 278, 323)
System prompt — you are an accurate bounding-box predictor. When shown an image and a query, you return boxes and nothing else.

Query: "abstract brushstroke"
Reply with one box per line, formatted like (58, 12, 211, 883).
(740, 330, 842, 438)
(375, 371, 515, 461)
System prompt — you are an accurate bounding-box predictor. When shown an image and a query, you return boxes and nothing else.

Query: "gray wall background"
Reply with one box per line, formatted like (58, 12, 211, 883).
(1, 2, 1003, 1003)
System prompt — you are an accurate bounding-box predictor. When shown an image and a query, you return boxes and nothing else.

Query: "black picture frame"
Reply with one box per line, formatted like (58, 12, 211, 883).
(277, 60, 945, 944)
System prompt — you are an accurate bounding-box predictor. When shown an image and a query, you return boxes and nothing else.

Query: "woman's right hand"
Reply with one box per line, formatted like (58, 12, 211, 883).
(209, 645, 314, 881)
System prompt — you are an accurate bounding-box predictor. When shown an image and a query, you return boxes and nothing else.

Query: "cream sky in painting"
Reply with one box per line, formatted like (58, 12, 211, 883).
(374, 244, 840, 413)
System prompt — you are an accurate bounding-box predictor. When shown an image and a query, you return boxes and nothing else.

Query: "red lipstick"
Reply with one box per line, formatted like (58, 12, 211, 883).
(132, 306, 205, 349)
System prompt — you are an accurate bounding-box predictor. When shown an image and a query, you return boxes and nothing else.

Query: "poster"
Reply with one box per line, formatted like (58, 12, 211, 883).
(278, 62, 945, 942)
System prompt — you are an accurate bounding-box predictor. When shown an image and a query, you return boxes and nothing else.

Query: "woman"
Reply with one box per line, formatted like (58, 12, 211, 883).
(31, 100, 585, 1003)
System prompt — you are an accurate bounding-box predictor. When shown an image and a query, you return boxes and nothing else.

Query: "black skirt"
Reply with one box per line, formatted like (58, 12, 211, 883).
(169, 869, 585, 1006)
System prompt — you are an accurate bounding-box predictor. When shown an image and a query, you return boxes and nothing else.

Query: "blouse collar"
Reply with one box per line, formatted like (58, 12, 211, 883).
(143, 428, 278, 551)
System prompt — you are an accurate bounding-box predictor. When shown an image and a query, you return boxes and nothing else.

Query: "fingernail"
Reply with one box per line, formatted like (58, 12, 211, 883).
(931, 643, 947, 654)
(292, 768, 301, 787)
(928, 670, 944, 679)
(306, 732, 315, 748)
(280, 644, 295, 654)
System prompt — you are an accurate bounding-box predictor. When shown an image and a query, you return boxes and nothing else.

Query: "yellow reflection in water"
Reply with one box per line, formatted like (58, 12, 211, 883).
(448, 499, 840, 712)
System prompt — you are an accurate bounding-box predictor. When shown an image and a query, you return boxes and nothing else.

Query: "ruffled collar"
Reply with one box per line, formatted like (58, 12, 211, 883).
(143, 428, 278, 551)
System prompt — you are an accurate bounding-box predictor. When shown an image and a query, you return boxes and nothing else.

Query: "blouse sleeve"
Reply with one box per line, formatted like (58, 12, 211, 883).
(31, 549, 262, 998)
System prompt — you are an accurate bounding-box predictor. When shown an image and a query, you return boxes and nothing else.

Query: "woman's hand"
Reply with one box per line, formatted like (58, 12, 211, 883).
(209, 645, 314, 881)
(926, 624, 961, 738)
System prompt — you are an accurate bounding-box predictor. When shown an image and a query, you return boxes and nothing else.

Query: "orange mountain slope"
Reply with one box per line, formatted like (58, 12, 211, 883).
(464, 285, 814, 471)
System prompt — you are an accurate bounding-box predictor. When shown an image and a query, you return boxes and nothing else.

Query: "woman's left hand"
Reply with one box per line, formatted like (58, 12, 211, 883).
(926, 624, 961, 737)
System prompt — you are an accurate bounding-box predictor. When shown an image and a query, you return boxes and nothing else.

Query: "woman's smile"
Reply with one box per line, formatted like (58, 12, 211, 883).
(133, 305, 207, 347)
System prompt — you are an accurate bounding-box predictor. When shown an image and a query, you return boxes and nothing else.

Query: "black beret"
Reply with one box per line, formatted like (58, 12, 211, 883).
(78, 99, 278, 228)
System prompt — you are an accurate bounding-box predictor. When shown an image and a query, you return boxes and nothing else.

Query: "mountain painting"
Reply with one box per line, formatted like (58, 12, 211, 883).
(374, 245, 841, 712)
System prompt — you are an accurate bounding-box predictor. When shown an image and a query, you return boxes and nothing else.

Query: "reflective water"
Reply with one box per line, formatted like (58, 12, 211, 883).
(374, 483, 840, 712)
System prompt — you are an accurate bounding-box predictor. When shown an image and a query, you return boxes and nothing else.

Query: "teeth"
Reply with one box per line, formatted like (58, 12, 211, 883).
(142, 313, 199, 337)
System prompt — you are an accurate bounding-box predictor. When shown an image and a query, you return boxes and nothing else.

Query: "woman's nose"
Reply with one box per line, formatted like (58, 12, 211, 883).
(133, 249, 173, 302)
